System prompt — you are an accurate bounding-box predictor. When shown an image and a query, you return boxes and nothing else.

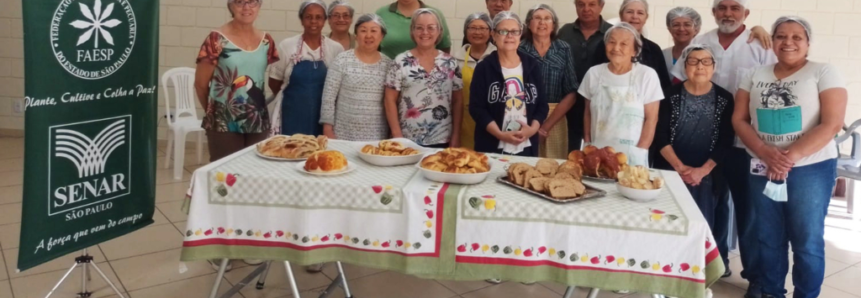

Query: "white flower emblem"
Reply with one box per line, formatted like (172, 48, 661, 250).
(69, 0, 122, 48)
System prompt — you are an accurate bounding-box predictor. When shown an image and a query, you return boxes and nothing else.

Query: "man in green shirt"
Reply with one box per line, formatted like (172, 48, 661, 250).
(556, 0, 613, 152)
(376, 0, 451, 59)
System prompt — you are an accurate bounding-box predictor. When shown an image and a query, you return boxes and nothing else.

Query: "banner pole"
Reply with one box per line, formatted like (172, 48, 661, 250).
(44, 250, 126, 298)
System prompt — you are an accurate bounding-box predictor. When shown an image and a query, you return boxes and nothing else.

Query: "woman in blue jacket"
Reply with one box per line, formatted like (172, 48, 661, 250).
(469, 11, 548, 157)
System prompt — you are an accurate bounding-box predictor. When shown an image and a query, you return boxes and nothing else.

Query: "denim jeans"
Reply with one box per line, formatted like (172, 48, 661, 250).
(723, 148, 760, 283)
(749, 159, 836, 298)
(712, 164, 731, 267)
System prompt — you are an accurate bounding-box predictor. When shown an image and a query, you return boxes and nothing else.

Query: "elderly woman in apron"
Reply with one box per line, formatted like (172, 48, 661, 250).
(453, 12, 495, 150)
(578, 22, 663, 166)
(268, 0, 345, 136)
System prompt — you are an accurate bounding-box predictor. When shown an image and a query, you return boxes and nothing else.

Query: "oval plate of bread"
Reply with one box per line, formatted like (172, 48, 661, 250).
(417, 148, 492, 184)
(357, 139, 425, 166)
(498, 159, 607, 203)
(256, 134, 328, 161)
(295, 150, 356, 176)
(567, 145, 629, 183)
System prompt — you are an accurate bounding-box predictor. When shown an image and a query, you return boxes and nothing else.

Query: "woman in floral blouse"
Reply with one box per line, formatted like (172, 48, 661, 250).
(194, 0, 279, 162)
(384, 8, 464, 148)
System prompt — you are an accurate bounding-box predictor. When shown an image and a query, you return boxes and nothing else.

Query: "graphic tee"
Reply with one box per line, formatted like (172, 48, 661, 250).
(498, 63, 531, 154)
(739, 62, 845, 167)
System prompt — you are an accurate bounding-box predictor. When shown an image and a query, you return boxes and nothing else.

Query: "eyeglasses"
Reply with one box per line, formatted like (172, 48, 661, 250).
(494, 29, 522, 36)
(230, 0, 260, 8)
(412, 25, 440, 33)
(685, 58, 715, 66)
(467, 27, 490, 33)
(330, 13, 352, 20)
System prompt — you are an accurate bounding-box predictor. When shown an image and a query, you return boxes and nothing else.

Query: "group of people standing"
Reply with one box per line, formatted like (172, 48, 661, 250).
(192, 0, 849, 297)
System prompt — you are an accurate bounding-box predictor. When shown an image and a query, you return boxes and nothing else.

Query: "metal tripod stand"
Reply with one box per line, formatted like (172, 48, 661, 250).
(44, 249, 125, 298)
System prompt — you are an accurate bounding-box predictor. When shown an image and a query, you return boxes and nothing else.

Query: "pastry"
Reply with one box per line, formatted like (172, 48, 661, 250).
(528, 177, 552, 192)
(557, 161, 583, 181)
(420, 148, 490, 174)
(257, 134, 327, 159)
(304, 150, 348, 173)
(535, 159, 559, 176)
(363, 140, 421, 157)
(618, 165, 663, 190)
(521, 168, 543, 188)
(568, 145, 629, 179)
(548, 178, 586, 198)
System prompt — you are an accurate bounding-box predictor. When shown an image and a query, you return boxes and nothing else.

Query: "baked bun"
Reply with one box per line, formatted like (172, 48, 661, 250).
(304, 151, 348, 173)
(536, 159, 559, 176)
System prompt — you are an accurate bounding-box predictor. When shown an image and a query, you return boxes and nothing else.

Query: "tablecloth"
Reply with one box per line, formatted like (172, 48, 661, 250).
(179, 140, 724, 297)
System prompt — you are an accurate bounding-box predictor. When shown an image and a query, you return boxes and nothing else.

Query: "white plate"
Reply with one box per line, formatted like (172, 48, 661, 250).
(616, 183, 661, 202)
(254, 150, 308, 161)
(355, 138, 426, 167)
(295, 161, 357, 176)
(415, 151, 493, 185)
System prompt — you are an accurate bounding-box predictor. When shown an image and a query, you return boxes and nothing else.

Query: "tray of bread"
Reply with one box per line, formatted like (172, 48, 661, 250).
(296, 150, 356, 176)
(418, 148, 491, 184)
(256, 134, 328, 161)
(567, 145, 628, 182)
(499, 159, 606, 203)
(357, 139, 425, 166)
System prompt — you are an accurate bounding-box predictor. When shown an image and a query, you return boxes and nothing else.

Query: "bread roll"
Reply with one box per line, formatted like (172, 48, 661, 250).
(304, 151, 348, 173)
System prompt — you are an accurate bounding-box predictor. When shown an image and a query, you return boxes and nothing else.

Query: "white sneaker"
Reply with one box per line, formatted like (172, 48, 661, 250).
(614, 290, 631, 294)
(243, 259, 264, 265)
(485, 278, 503, 284)
(209, 259, 233, 272)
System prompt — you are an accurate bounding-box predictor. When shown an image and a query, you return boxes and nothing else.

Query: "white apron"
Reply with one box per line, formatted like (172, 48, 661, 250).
(589, 69, 650, 166)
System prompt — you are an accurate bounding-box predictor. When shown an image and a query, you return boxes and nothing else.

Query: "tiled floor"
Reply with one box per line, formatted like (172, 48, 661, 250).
(0, 136, 859, 298)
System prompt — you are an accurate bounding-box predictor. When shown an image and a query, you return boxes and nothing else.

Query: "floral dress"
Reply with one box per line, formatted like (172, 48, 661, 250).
(197, 31, 279, 133)
(384, 50, 463, 146)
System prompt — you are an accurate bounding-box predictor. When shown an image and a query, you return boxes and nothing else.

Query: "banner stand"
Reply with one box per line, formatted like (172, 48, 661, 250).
(44, 249, 125, 298)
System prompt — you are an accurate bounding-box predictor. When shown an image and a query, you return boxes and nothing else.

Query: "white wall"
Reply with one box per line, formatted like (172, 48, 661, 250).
(1, 0, 860, 140)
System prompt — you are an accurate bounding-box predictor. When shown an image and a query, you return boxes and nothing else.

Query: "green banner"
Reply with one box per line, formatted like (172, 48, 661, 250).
(18, 0, 159, 271)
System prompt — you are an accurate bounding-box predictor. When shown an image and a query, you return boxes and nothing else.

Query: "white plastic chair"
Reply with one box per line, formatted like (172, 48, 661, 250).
(836, 119, 861, 219)
(162, 67, 204, 180)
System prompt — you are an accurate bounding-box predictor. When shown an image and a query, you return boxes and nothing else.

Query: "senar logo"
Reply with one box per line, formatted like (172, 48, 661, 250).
(48, 115, 132, 219)
(51, 0, 136, 80)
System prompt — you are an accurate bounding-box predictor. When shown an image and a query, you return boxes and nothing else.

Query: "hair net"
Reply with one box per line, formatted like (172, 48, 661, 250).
(327, 0, 354, 18)
(298, 0, 328, 19)
(463, 12, 493, 45)
(409, 8, 445, 46)
(604, 22, 643, 59)
(619, 0, 649, 16)
(666, 7, 702, 30)
(354, 13, 388, 36)
(491, 11, 523, 30)
(679, 43, 718, 69)
(523, 4, 559, 41)
(712, 0, 749, 9)
(772, 15, 813, 42)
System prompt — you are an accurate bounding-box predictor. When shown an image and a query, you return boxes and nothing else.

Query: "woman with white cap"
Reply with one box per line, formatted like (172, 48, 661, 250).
(453, 12, 496, 150)
(327, 0, 356, 50)
(320, 14, 392, 141)
(579, 22, 663, 166)
(734, 16, 847, 298)
(268, 0, 345, 136)
(662, 7, 701, 81)
(384, 9, 463, 148)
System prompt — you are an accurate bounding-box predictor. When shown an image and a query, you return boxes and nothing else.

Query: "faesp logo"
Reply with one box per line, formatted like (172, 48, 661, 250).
(50, 0, 137, 80)
(48, 115, 132, 219)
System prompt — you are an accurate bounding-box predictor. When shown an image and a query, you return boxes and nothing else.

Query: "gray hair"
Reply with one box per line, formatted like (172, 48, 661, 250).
(298, 0, 328, 19)
(712, 0, 749, 9)
(679, 43, 717, 70)
(666, 6, 702, 31)
(523, 4, 559, 42)
(491, 11, 522, 31)
(619, 0, 649, 16)
(604, 22, 643, 60)
(772, 15, 813, 42)
(354, 13, 388, 36)
(327, 0, 354, 18)
(463, 12, 493, 46)
(409, 8, 445, 46)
